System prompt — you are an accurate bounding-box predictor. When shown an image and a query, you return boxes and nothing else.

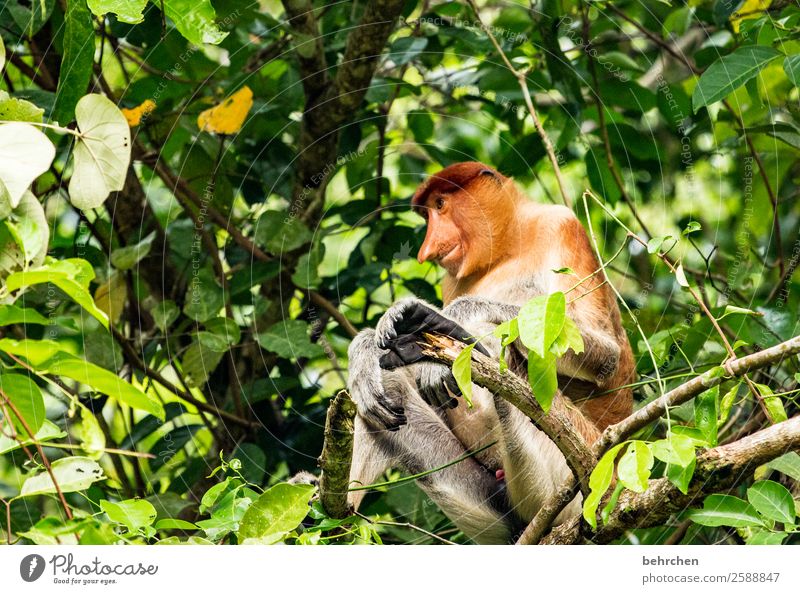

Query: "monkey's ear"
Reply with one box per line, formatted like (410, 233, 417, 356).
(479, 168, 503, 185)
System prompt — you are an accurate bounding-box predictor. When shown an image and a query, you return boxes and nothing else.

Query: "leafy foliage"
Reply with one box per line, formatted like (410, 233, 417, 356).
(0, 0, 799, 546)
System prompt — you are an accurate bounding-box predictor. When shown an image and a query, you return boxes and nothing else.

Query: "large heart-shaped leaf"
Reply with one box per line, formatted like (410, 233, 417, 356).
(68, 94, 131, 210)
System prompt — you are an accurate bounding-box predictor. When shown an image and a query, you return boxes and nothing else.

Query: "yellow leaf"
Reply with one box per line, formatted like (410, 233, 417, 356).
(121, 99, 156, 127)
(94, 272, 127, 324)
(730, 0, 771, 34)
(197, 86, 253, 135)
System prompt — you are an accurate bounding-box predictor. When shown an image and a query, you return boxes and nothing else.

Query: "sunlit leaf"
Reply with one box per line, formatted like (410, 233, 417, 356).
(101, 499, 158, 534)
(87, 0, 148, 24)
(69, 94, 132, 210)
(238, 483, 315, 542)
(120, 98, 156, 127)
(197, 86, 253, 135)
(93, 272, 127, 324)
(6, 259, 109, 328)
(452, 343, 475, 407)
(617, 441, 653, 493)
(518, 292, 566, 358)
(0, 123, 55, 211)
(692, 46, 781, 111)
(688, 494, 765, 528)
(583, 442, 627, 529)
(21, 456, 105, 496)
(0, 372, 45, 437)
(161, 0, 228, 46)
(747, 480, 795, 524)
(730, 0, 772, 34)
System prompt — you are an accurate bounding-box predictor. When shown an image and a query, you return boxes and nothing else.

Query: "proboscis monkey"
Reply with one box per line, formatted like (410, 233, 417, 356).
(347, 162, 634, 543)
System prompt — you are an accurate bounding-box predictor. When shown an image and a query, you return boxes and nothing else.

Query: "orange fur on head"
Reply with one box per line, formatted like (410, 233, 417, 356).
(413, 162, 524, 279)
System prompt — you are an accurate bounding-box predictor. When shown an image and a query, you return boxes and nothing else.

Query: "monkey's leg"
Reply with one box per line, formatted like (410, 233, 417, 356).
(348, 330, 513, 543)
(351, 387, 514, 544)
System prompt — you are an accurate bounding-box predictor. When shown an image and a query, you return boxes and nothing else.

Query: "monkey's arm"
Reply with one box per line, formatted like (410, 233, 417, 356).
(547, 215, 628, 389)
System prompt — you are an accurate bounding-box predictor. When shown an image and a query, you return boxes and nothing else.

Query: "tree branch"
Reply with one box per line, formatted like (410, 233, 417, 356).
(595, 334, 800, 456)
(318, 390, 357, 518)
(542, 415, 800, 544)
(288, 0, 405, 223)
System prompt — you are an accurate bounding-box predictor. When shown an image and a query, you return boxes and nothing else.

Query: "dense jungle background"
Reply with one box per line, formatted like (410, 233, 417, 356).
(1, 0, 800, 545)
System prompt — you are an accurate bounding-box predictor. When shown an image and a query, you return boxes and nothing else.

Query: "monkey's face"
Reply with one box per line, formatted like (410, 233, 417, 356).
(412, 163, 513, 279)
(416, 190, 495, 279)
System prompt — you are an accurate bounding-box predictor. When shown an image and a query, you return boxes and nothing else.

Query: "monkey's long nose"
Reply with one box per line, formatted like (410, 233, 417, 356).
(417, 233, 437, 264)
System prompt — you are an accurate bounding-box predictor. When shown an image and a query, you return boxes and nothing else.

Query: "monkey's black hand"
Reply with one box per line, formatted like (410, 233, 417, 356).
(347, 330, 407, 431)
(375, 298, 489, 370)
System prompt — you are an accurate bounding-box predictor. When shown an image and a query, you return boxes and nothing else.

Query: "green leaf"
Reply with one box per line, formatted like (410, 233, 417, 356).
(746, 530, 787, 545)
(0, 90, 45, 123)
(0, 304, 49, 326)
(452, 343, 475, 407)
(0, 123, 56, 211)
(110, 231, 155, 270)
(0, 419, 65, 455)
(388, 37, 428, 66)
(692, 46, 782, 112)
(694, 385, 719, 446)
(182, 340, 224, 387)
(754, 382, 787, 423)
(10, 191, 49, 266)
(719, 305, 760, 319)
(0, 338, 164, 418)
(238, 483, 315, 542)
(647, 235, 673, 254)
(675, 264, 689, 287)
(100, 499, 158, 533)
(0, 36, 4, 72)
(651, 433, 696, 467)
(183, 267, 223, 322)
(69, 94, 132, 210)
(718, 380, 741, 426)
(159, 0, 228, 46)
(47, 352, 164, 418)
(583, 442, 627, 529)
(0, 372, 45, 437)
(667, 456, 696, 495)
(291, 242, 324, 289)
(6, 259, 109, 328)
(527, 349, 558, 412)
(155, 518, 199, 531)
(255, 211, 312, 253)
(518, 292, 566, 358)
(87, 0, 148, 24)
(617, 441, 654, 493)
(202, 317, 241, 349)
(746, 480, 796, 524)
(256, 320, 324, 359)
(52, 0, 95, 124)
(21, 456, 105, 496)
(150, 300, 179, 331)
(682, 221, 702, 236)
(784, 55, 800, 87)
(77, 402, 105, 458)
(688, 494, 766, 528)
(764, 452, 800, 481)
(550, 316, 584, 358)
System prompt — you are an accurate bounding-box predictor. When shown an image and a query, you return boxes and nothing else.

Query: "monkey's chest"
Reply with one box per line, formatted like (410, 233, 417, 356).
(445, 386, 503, 470)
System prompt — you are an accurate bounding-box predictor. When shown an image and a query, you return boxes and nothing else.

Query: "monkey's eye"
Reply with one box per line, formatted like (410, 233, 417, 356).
(434, 196, 446, 210)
